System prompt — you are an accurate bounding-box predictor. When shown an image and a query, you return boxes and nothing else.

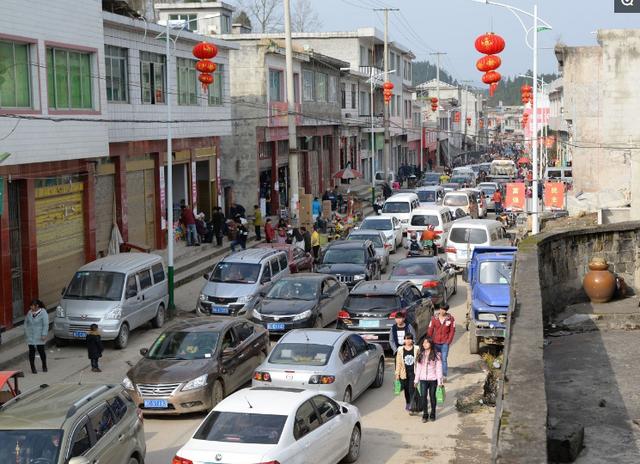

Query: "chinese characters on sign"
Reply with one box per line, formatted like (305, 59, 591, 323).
(505, 183, 526, 211)
(544, 182, 565, 209)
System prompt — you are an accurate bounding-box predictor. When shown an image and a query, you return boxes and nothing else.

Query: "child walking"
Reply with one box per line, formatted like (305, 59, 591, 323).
(394, 333, 420, 413)
(86, 324, 104, 372)
(414, 337, 444, 422)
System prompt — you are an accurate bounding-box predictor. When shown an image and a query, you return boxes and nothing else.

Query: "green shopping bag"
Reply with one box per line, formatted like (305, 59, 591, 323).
(394, 380, 402, 395)
(436, 385, 446, 405)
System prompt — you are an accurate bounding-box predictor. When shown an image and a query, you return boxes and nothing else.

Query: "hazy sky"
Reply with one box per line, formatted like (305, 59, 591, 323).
(310, 0, 638, 84)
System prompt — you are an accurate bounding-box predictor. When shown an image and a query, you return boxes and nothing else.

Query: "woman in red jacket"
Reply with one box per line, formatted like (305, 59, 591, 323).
(264, 218, 275, 243)
(426, 304, 455, 382)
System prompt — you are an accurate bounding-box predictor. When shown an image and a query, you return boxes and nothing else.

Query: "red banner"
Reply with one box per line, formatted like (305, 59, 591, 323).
(454, 111, 461, 122)
(544, 181, 565, 209)
(505, 183, 526, 211)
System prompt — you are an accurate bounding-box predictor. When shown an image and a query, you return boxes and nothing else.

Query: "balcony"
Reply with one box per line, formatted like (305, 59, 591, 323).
(359, 66, 384, 84)
(268, 101, 302, 127)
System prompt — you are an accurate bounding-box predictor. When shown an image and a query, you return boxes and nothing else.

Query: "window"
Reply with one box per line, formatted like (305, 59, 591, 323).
(105, 45, 128, 102)
(169, 14, 198, 31)
(316, 73, 327, 102)
(69, 423, 91, 458)
(278, 253, 288, 271)
(269, 258, 280, 275)
(268, 69, 283, 102)
(107, 395, 128, 423)
(89, 403, 116, 442)
(221, 14, 232, 34)
(46, 47, 92, 109)
(360, 46, 367, 66)
(339, 340, 354, 363)
(140, 51, 165, 104)
(341, 83, 346, 109)
(328, 75, 337, 103)
(390, 94, 396, 116)
(359, 91, 369, 115)
(348, 334, 367, 356)
(293, 400, 322, 440)
(351, 84, 357, 109)
(208, 63, 224, 106)
(262, 262, 272, 281)
(312, 395, 340, 423)
(235, 322, 254, 341)
(138, 269, 152, 290)
(125, 275, 137, 298)
(177, 57, 198, 105)
(152, 263, 165, 283)
(303, 70, 314, 101)
(0, 40, 31, 108)
(221, 329, 239, 350)
(195, 411, 287, 444)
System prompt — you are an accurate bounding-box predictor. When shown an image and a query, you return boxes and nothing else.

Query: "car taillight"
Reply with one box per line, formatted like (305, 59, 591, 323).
(136, 407, 144, 423)
(254, 371, 271, 382)
(445, 247, 456, 253)
(389, 310, 406, 319)
(338, 310, 350, 319)
(422, 281, 439, 288)
(384, 243, 391, 249)
(172, 456, 193, 464)
(309, 375, 336, 384)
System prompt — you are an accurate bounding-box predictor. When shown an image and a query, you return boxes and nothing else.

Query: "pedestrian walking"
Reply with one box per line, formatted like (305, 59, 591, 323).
(301, 226, 312, 253)
(312, 197, 322, 222)
(180, 204, 199, 246)
(253, 205, 263, 241)
(414, 337, 444, 422)
(388, 312, 417, 355)
(211, 207, 225, 247)
(230, 202, 246, 218)
(25, 299, 48, 374)
(311, 225, 321, 261)
(86, 324, 104, 372)
(492, 189, 503, 214)
(427, 304, 455, 381)
(265, 218, 275, 243)
(394, 333, 419, 413)
(230, 218, 249, 252)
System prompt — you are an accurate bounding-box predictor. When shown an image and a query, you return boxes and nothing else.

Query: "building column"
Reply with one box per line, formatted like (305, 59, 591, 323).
(0, 177, 12, 328)
(19, 178, 38, 311)
(114, 154, 128, 242)
(318, 137, 324, 194)
(83, 163, 96, 262)
(153, 152, 166, 250)
(271, 141, 279, 213)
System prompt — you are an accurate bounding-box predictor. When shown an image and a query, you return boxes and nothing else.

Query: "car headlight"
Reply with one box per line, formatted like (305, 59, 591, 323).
(104, 306, 122, 320)
(353, 274, 366, 281)
(56, 305, 65, 318)
(199, 293, 207, 302)
(122, 376, 134, 390)
(252, 308, 263, 320)
(477, 313, 498, 321)
(234, 295, 253, 305)
(293, 309, 313, 321)
(182, 374, 208, 392)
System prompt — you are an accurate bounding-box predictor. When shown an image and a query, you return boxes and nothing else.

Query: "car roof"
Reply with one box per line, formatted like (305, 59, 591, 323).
(279, 328, 346, 345)
(412, 206, 448, 214)
(166, 317, 236, 332)
(362, 216, 392, 222)
(395, 256, 440, 265)
(278, 273, 328, 282)
(386, 193, 418, 200)
(215, 387, 316, 414)
(349, 229, 384, 237)
(416, 185, 443, 191)
(325, 240, 368, 249)
(450, 219, 504, 228)
(79, 253, 163, 272)
(350, 279, 407, 295)
(221, 248, 283, 264)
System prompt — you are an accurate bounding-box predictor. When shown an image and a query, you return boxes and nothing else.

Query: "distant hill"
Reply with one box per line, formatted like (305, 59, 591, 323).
(412, 60, 458, 86)
(488, 72, 559, 106)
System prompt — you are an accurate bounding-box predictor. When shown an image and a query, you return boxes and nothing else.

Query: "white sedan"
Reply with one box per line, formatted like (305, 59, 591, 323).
(173, 386, 362, 464)
(358, 216, 403, 252)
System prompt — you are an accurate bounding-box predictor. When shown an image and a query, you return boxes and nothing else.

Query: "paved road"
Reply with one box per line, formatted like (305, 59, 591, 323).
(7, 247, 493, 464)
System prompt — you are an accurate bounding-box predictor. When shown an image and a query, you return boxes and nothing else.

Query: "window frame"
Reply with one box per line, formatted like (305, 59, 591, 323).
(140, 51, 166, 105)
(46, 46, 94, 111)
(177, 57, 198, 106)
(316, 72, 328, 102)
(137, 269, 152, 290)
(350, 83, 357, 109)
(328, 75, 337, 103)
(278, 253, 288, 271)
(104, 45, 128, 103)
(0, 39, 32, 109)
(293, 399, 322, 440)
(208, 63, 224, 106)
(302, 70, 314, 102)
(268, 68, 284, 102)
(152, 263, 165, 284)
(66, 418, 92, 459)
(87, 401, 117, 444)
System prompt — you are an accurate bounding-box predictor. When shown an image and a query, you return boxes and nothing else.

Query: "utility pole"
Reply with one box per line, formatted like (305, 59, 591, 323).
(461, 80, 473, 154)
(164, 21, 175, 316)
(283, 0, 299, 226)
(374, 7, 398, 183)
(430, 52, 446, 169)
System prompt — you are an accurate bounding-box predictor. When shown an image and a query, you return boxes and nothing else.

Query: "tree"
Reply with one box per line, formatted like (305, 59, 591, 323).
(236, 0, 283, 33)
(291, 0, 321, 32)
(233, 10, 253, 29)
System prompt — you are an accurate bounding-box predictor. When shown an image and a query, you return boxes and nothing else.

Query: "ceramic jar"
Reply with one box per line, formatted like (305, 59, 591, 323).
(582, 257, 616, 304)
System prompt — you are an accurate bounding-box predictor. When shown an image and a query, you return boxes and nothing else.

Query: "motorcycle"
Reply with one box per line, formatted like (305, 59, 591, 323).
(406, 239, 434, 258)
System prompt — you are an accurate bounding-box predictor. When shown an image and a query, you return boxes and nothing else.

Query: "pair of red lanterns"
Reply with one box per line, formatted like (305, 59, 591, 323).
(522, 112, 530, 128)
(475, 32, 506, 97)
(192, 42, 219, 91)
(521, 84, 533, 105)
(383, 81, 394, 104)
(430, 97, 438, 112)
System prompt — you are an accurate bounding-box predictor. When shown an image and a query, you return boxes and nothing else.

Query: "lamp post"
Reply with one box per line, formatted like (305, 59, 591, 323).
(471, 0, 552, 234)
(520, 73, 548, 182)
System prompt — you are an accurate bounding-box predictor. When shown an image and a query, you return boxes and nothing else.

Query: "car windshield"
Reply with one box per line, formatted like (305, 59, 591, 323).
(64, 271, 125, 301)
(0, 430, 63, 463)
(269, 343, 333, 366)
(147, 331, 219, 360)
(481, 187, 496, 196)
(417, 190, 437, 203)
(210, 262, 261, 284)
(391, 261, 437, 277)
(449, 227, 488, 244)
(450, 177, 470, 184)
(345, 295, 400, 312)
(382, 202, 410, 213)
(444, 195, 469, 207)
(479, 261, 513, 284)
(423, 173, 441, 182)
(348, 234, 383, 247)
(322, 249, 364, 265)
(411, 215, 438, 227)
(267, 279, 318, 300)
(360, 219, 392, 230)
(194, 411, 287, 445)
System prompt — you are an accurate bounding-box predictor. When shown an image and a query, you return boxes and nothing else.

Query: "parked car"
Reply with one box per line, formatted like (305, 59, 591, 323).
(445, 219, 511, 268)
(257, 243, 314, 273)
(197, 248, 289, 316)
(358, 216, 403, 251)
(316, 240, 381, 288)
(346, 229, 390, 272)
(420, 172, 442, 186)
(416, 185, 445, 207)
(443, 191, 479, 219)
(248, 274, 348, 333)
(253, 329, 385, 403)
(0, 383, 145, 464)
(54, 253, 168, 349)
(405, 205, 456, 251)
(478, 182, 501, 211)
(336, 280, 434, 350)
(388, 257, 457, 307)
(123, 318, 269, 414)
(173, 387, 362, 464)
(380, 193, 421, 233)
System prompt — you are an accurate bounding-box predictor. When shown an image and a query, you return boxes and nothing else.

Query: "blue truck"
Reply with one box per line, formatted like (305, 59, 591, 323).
(463, 246, 516, 354)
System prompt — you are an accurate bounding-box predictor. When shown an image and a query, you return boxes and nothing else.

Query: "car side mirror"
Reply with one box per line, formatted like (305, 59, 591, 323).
(139, 348, 149, 356)
(203, 273, 210, 280)
(341, 406, 349, 414)
(462, 268, 469, 283)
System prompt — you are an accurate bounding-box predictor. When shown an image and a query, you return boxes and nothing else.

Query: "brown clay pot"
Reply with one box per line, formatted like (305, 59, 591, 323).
(583, 257, 616, 304)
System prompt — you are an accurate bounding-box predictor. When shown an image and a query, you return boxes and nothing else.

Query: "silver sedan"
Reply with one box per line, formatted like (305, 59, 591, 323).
(252, 329, 385, 403)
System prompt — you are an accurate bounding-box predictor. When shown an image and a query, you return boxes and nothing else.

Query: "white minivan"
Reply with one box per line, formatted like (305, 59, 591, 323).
(443, 191, 479, 219)
(381, 192, 420, 233)
(405, 206, 455, 250)
(445, 219, 511, 268)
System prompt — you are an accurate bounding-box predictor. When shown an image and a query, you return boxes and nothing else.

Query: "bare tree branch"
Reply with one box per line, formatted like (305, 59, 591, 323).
(291, 0, 322, 33)
(236, 0, 283, 33)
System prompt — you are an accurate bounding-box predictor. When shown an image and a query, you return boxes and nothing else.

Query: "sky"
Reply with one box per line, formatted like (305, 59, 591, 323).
(309, 0, 639, 85)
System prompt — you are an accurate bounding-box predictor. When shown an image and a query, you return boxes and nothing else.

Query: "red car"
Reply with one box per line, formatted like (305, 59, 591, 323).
(256, 243, 314, 273)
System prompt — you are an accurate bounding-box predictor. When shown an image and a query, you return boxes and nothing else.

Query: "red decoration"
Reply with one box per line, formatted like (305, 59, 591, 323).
(475, 33, 506, 55)
(383, 81, 394, 90)
(193, 42, 218, 60)
(196, 60, 217, 73)
(476, 55, 502, 72)
(454, 112, 461, 122)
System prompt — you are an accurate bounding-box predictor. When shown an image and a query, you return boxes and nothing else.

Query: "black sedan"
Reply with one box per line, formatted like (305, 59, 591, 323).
(247, 274, 348, 334)
(388, 257, 457, 307)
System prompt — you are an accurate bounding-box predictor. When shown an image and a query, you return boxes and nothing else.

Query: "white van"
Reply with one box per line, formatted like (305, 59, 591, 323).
(443, 191, 479, 219)
(405, 206, 455, 250)
(380, 192, 420, 233)
(445, 219, 511, 268)
(54, 254, 168, 349)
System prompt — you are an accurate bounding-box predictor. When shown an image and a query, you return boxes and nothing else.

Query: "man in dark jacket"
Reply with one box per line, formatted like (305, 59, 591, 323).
(230, 202, 246, 218)
(211, 207, 225, 246)
(300, 226, 312, 253)
(86, 324, 104, 372)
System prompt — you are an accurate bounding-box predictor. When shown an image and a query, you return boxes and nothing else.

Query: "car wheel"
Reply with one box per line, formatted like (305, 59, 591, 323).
(372, 359, 384, 388)
(314, 315, 323, 328)
(343, 386, 352, 403)
(469, 323, 480, 355)
(342, 424, 362, 463)
(452, 276, 458, 295)
(151, 304, 165, 328)
(211, 380, 225, 409)
(114, 323, 129, 349)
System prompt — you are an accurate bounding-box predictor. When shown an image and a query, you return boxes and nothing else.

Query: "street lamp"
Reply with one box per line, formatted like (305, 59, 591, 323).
(519, 73, 548, 182)
(471, 0, 552, 234)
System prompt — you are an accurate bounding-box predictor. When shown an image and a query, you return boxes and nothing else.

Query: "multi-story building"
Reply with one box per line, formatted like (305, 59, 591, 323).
(154, 1, 235, 35)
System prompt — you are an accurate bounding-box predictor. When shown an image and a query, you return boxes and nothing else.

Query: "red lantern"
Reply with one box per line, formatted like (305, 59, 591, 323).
(431, 104, 438, 112)
(430, 97, 438, 104)
(196, 59, 217, 73)
(482, 71, 501, 85)
(193, 42, 218, 60)
(475, 33, 506, 55)
(476, 55, 502, 72)
(198, 73, 214, 92)
(383, 81, 394, 90)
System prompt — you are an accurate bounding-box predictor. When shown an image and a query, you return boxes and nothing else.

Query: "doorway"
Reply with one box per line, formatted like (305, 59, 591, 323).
(8, 182, 23, 323)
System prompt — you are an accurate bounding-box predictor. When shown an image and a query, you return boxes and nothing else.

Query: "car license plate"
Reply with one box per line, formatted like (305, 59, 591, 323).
(359, 320, 380, 328)
(72, 331, 87, 338)
(267, 323, 286, 331)
(362, 334, 379, 340)
(211, 306, 229, 315)
(143, 399, 168, 409)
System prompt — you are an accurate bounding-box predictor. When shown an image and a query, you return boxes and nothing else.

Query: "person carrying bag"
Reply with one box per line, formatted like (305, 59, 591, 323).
(414, 336, 444, 422)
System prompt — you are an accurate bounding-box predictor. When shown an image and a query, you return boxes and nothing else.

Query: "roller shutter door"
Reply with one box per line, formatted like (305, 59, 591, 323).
(126, 170, 156, 249)
(95, 175, 114, 257)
